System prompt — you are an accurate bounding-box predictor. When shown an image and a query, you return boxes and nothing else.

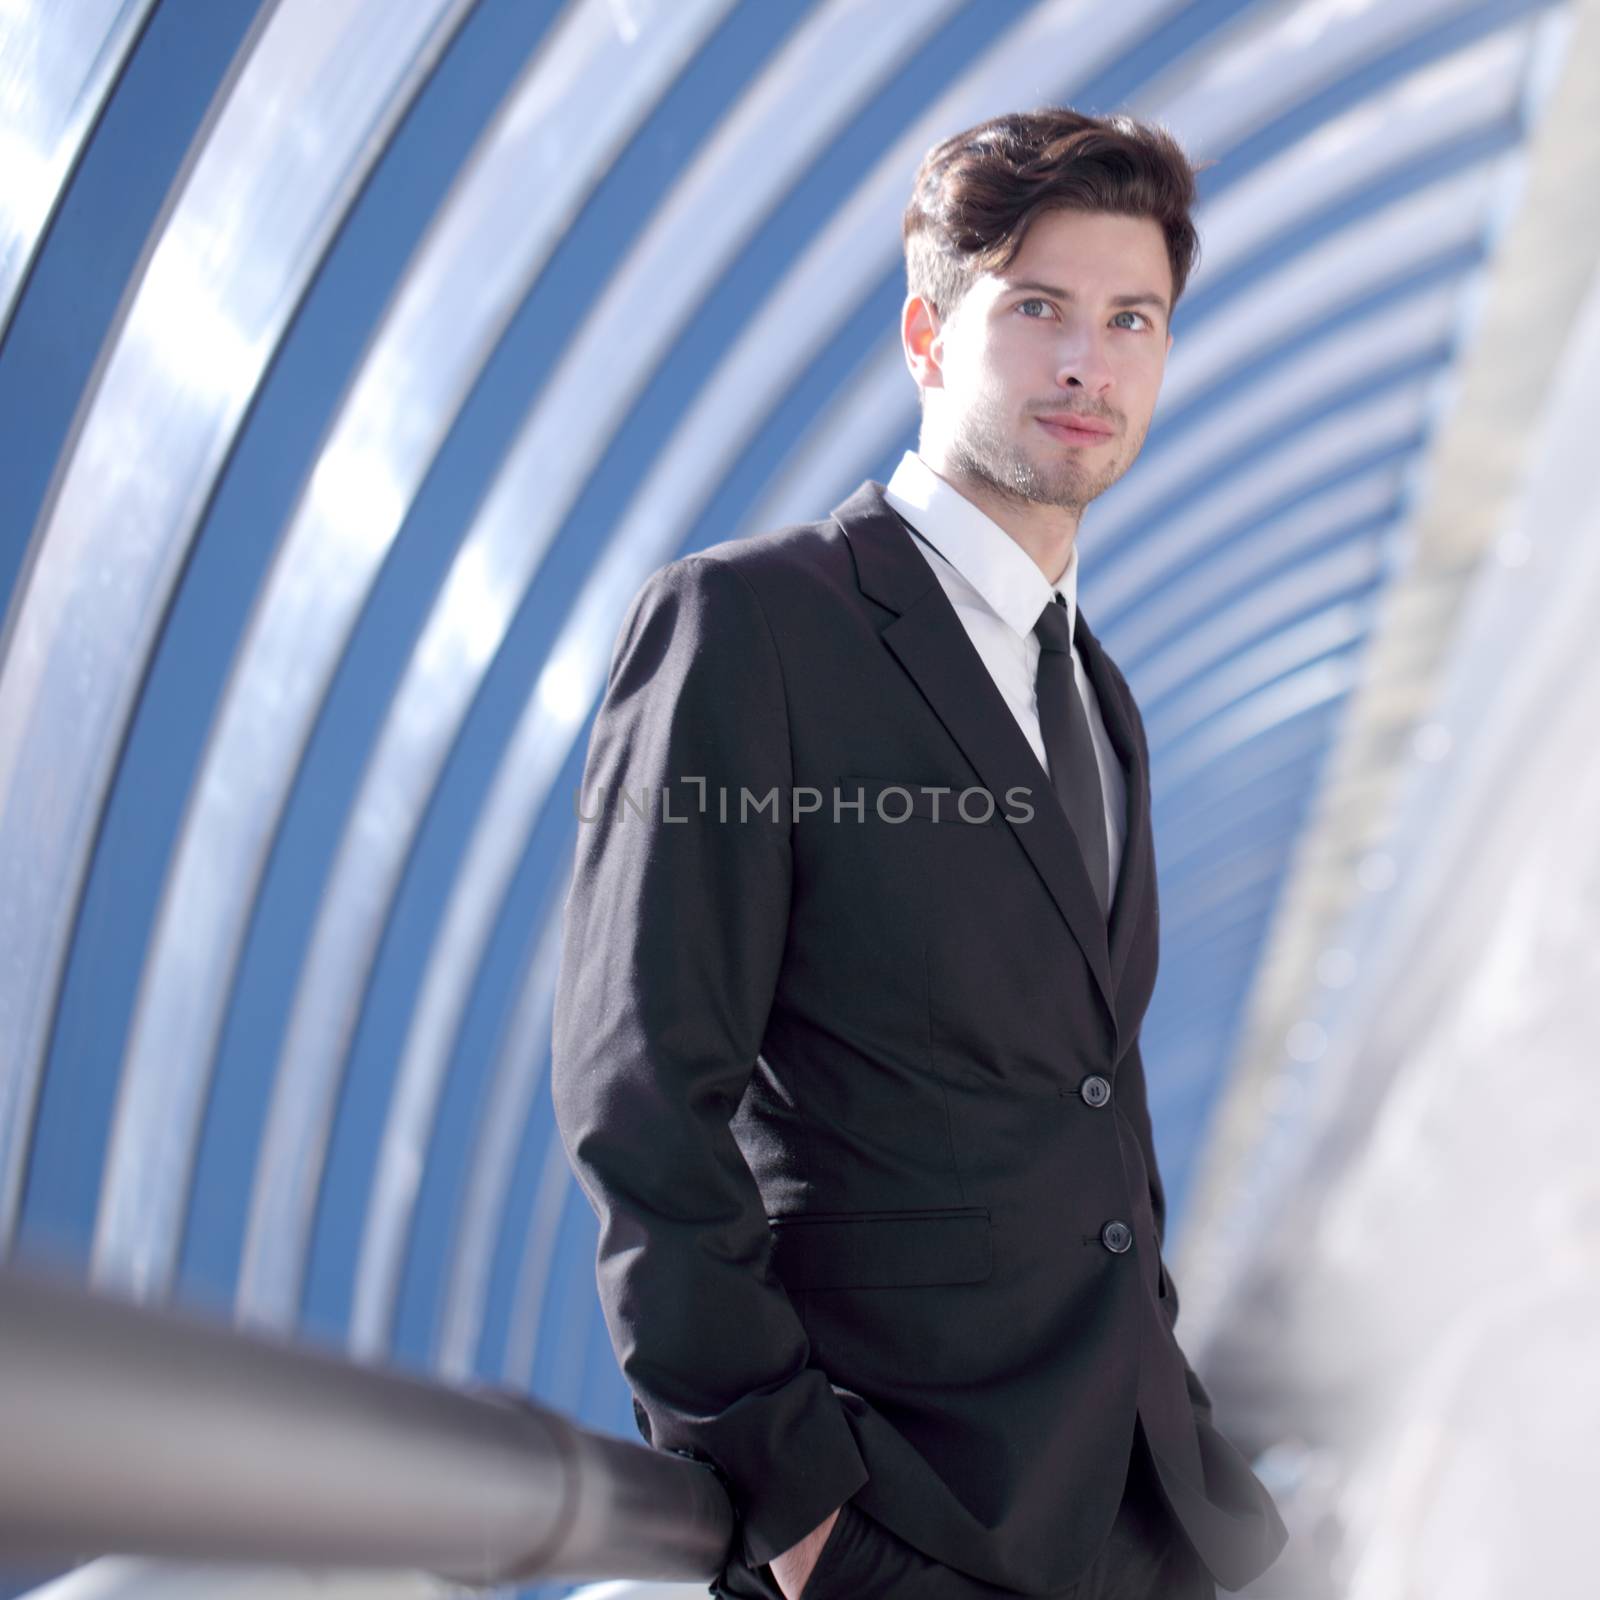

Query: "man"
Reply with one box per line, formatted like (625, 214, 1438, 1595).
(551, 108, 1288, 1598)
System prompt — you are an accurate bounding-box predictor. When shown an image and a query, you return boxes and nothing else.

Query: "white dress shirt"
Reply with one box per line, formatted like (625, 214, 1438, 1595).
(883, 449, 1126, 900)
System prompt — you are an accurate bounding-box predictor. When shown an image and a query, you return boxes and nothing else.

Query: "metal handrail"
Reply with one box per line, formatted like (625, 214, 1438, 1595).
(0, 1265, 733, 1587)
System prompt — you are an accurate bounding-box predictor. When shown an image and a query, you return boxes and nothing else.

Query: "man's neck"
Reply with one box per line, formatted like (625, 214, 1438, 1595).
(917, 450, 1081, 588)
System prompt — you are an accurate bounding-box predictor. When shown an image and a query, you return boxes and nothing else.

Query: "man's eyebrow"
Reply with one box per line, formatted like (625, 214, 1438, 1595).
(1006, 279, 1170, 317)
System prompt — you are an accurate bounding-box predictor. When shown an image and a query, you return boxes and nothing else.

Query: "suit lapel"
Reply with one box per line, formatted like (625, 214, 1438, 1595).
(835, 481, 1121, 1051)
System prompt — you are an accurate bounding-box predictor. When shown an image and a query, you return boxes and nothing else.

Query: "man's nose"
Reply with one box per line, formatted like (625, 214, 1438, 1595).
(1055, 325, 1115, 392)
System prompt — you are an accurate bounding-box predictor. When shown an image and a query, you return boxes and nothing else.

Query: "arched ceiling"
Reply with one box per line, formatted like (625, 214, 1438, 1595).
(0, 0, 1577, 1469)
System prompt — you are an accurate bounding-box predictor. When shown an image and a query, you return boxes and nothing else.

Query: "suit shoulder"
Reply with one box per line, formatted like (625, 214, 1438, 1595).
(688, 514, 845, 582)
(613, 517, 843, 668)
(649, 515, 851, 616)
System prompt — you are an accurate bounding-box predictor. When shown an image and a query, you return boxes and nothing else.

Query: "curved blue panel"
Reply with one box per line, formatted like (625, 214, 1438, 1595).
(20, 0, 571, 1279)
(0, 22, 1578, 1600)
(0, 0, 262, 614)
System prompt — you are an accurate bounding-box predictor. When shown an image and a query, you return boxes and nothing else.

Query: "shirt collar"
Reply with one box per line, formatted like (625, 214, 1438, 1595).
(883, 449, 1077, 646)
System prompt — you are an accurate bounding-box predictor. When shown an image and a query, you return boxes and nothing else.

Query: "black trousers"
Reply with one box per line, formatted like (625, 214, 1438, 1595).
(712, 1417, 1217, 1600)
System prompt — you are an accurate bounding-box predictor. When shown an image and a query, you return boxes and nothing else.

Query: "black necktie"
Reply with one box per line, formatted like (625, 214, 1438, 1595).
(1033, 593, 1110, 917)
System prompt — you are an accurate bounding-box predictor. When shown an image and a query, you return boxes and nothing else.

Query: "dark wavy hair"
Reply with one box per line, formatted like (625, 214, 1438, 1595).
(902, 107, 1206, 325)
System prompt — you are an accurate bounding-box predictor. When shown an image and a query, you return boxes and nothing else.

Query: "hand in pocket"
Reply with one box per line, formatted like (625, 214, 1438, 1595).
(769, 1503, 844, 1600)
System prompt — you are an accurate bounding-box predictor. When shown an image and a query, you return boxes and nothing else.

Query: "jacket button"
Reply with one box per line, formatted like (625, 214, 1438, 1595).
(1080, 1074, 1111, 1107)
(1101, 1220, 1133, 1253)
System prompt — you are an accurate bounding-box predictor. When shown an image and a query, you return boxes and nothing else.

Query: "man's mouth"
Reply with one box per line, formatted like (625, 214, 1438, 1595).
(1037, 414, 1115, 446)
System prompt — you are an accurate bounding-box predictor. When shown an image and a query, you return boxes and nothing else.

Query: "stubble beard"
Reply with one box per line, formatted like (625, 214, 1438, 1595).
(947, 396, 1130, 514)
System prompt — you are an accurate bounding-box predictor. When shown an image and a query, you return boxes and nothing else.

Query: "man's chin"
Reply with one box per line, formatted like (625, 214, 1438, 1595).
(1014, 464, 1100, 511)
(953, 443, 1111, 511)
(1032, 454, 1126, 510)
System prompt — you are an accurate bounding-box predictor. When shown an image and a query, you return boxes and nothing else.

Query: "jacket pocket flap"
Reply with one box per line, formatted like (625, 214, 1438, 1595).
(767, 1206, 992, 1290)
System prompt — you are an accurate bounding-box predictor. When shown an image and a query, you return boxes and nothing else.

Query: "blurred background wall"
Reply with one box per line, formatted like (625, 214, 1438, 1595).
(2, 1, 1597, 1595)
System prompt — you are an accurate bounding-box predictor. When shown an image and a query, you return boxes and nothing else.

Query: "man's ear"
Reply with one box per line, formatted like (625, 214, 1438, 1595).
(903, 293, 945, 395)
(1166, 329, 1174, 357)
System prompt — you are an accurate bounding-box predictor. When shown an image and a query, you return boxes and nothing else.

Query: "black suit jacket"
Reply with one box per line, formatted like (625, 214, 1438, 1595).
(551, 480, 1288, 1594)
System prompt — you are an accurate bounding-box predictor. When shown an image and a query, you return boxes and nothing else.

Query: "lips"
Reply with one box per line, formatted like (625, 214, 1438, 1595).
(1037, 415, 1114, 445)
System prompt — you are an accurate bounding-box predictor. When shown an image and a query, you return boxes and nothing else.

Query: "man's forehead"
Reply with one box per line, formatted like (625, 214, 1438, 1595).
(1029, 211, 1165, 258)
(980, 216, 1172, 308)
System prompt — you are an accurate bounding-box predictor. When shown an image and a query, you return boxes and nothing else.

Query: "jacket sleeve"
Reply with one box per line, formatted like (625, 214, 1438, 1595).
(1108, 654, 1216, 1429)
(549, 552, 869, 1570)
(1119, 1037, 1216, 1428)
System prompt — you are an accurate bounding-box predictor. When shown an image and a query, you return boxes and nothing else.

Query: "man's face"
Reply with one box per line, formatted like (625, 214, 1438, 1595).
(911, 207, 1175, 514)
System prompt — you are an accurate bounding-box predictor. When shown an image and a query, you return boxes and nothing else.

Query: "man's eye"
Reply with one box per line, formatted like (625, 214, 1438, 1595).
(1113, 310, 1149, 330)
(1018, 298, 1052, 318)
